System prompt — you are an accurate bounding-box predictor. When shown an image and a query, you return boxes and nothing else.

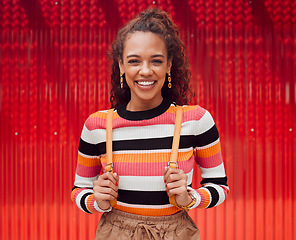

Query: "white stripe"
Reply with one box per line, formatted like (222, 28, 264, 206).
(81, 125, 106, 144)
(203, 183, 226, 206)
(109, 147, 193, 156)
(75, 189, 93, 212)
(81, 110, 216, 145)
(116, 201, 173, 209)
(118, 170, 194, 191)
(199, 163, 226, 179)
(74, 174, 98, 188)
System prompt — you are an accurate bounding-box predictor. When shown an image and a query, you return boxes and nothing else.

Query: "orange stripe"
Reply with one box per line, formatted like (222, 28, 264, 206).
(100, 150, 193, 164)
(71, 188, 80, 202)
(199, 188, 211, 208)
(114, 205, 180, 216)
(78, 154, 101, 167)
(89, 111, 121, 120)
(86, 195, 95, 213)
(196, 142, 221, 158)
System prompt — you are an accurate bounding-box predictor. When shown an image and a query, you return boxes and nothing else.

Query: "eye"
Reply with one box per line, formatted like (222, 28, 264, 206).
(152, 59, 164, 64)
(128, 59, 140, 65)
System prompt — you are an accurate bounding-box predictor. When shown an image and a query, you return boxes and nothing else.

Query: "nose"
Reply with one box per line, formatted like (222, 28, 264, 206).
(139, 62, 152, 76)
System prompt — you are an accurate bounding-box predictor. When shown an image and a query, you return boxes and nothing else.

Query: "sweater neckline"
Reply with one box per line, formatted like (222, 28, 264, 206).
(116, 98, 172, 121)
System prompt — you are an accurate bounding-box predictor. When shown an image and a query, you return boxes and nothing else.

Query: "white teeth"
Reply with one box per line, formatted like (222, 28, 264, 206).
(137, 81, 155, 86)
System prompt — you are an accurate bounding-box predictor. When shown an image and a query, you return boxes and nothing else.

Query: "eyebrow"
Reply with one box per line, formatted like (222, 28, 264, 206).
(126, 54, 165, 58)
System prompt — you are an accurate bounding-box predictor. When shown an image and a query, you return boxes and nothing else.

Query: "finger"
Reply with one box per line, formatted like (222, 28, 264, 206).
(165, 169, 185, 184)
(94, 185, 118, 199)
(163, 167, 178, 182)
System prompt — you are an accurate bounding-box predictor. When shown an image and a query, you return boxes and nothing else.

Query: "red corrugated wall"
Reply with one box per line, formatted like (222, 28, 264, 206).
(1, 0, 295, 239)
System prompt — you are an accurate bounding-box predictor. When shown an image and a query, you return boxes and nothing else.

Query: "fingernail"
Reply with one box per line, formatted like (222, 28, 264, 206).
(164, 180, 166, 183)
(116, 182, 118, 186)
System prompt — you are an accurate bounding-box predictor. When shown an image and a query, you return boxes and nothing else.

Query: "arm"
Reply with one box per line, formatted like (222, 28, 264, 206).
(191, 110, 229, 209)
(71, 115, 117, 213)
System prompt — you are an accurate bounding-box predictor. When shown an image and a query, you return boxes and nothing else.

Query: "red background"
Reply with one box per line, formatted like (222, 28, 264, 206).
(0, 0, 295, 239)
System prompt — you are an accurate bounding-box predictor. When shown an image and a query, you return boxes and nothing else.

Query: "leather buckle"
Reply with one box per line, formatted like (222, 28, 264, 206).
(168, 161, 179, 169)
(105, 163, 113, 173)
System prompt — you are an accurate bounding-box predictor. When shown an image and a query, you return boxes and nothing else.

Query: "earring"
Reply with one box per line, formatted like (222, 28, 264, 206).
(168, 73, 172, 88)
(120, 73, 124, 89)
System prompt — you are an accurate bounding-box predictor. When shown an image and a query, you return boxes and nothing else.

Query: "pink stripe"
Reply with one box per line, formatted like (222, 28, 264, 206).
(196, 189, 205, 207)
(72, 188, 83, 201)
(85, 116, 106, 131)
(102, 157, 195, 176)
(76, 163, 101, 178)
(196, 152, 223, 168)
(89, 197, 98, 213)
(182, 106, 206, 122)
(84, 106, 207, 131)
(113, 111, 176, 128)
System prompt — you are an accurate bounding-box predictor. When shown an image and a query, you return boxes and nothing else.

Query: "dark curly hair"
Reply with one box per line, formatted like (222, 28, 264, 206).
(110, 8, 194, 108)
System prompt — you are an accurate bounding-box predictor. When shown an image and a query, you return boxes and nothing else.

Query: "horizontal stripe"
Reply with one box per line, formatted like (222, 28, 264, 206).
(204, 183, 226, 207)
(118, 170, 194, 191)
(196, 151, 223, 168)
(75, 189, 94, 213)
(117, 189, 169, 205)
(101, 157, 195, 176)
(201, 176, 228, 186)
(74, 174, 98, 188)
(206, 186, 219, 208)
(100, 150, 194, 164)
(193, 125, 219, 147)
(76, 163, 101, 178)
(199, 163, 226, 179)
(195, 141, 221, 158)
(114, 203, 180, 216)
(198, 188, 211, 208)
(78, 131, 219, 156)
(77, 153, 101, 167)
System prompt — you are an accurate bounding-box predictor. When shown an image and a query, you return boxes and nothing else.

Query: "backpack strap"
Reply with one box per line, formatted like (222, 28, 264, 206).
(168, 105, 183, 207)
(105, 108, 117, 207)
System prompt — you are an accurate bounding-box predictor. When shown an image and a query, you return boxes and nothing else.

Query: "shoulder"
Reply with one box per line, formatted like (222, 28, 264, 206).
(84, 109, 117, 131)
(179, 105, 212, 122)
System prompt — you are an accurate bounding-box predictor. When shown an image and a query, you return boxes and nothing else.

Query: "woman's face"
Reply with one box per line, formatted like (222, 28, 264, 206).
(119, 31, 172, 111)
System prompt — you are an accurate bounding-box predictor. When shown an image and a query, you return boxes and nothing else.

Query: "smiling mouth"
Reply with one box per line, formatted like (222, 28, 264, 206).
(136, 81, 156, 87)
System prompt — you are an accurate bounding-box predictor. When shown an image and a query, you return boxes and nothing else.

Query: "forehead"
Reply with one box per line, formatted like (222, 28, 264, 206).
(123, 31, 167, 57)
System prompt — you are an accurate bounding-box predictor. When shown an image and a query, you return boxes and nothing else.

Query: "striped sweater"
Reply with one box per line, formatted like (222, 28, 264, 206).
(71, 99, 229, 216)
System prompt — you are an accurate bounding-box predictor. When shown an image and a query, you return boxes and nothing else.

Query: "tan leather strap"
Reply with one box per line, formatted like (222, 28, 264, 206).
(105, 109, 114, 173)
(105, 108, 117, 207)
(169, 105, 183, 166)
(168, 105, 183, 207)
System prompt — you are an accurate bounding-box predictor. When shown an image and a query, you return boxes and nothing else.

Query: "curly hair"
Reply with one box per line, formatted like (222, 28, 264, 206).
(110, 8, 194, 108)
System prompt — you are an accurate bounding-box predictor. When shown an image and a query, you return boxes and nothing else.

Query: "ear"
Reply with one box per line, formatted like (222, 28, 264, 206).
(118, 60, 125, 74)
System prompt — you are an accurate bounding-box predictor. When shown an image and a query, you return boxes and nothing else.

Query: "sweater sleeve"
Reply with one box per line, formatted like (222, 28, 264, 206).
(191, 110, 229, 209)
(71, 114, 109, 214)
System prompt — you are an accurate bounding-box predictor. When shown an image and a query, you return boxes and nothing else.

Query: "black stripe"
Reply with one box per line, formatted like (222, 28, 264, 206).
(201, 177, 228, 186)
(117, 183, 192, 205)
(81, 192, 93, 214)
(193, 125, 219, 147)
(118, 190, 169, 205)
(206, 186, 219, 208)
(78, 138, 105, 156)
(78, 125, 219, 156)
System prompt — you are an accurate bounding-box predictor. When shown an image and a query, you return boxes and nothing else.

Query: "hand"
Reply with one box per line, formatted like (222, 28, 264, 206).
(93, 172, 119, 210)
(163, 166, 192, 207)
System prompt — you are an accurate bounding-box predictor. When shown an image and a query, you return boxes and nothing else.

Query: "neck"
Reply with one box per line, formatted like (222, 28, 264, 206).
(126, 97, 163, 112)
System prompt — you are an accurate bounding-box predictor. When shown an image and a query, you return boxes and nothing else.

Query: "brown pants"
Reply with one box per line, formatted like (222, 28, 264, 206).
(94, 209, 200, 240)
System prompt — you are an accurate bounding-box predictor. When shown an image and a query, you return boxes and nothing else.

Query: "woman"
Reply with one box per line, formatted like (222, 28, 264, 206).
(71, 8, 229, 239)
